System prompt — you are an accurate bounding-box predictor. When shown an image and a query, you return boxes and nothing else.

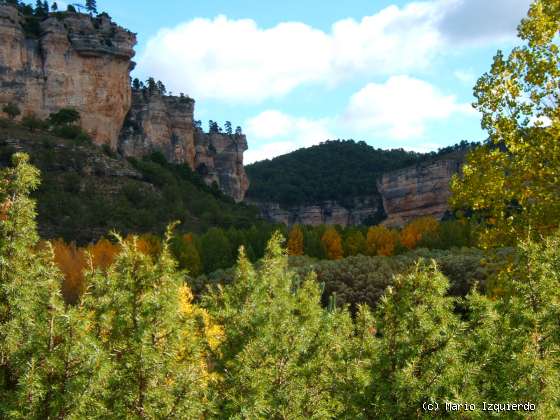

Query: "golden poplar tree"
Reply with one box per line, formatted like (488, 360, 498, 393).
(366, 225, 398, 256)
(450, 0, 560, 247)
(287, 225, 304, 256)
(321, 226, 344, 260)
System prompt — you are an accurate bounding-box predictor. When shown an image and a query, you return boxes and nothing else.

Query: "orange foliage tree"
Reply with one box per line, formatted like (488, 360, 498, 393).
(51, 239, 87, 304)
(131, 233, 162, 257)
(52, 237, 121, 303)
(366, 225, 399, 256)
(400, 216, 439, 250)
(287, 225, 304, 256)
(321, 226, 344, 260)
(86, 238, 120, 271)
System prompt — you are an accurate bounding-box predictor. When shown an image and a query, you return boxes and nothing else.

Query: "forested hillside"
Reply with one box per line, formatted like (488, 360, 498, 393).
(0, 119, 260, 243)
(245, 139, 476, 208)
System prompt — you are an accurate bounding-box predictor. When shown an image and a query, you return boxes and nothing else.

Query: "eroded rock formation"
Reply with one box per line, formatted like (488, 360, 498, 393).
(0, 4, 249, 201)
(118, 89, 196, 166)
(0, 4, 136, 147)
(118, 89, 249, 201)
(193, 130, 249, 202)
(249, 196, 382, 227)
(377, 158, 463, 227)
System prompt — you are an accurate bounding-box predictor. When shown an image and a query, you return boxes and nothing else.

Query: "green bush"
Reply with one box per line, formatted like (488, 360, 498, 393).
(21, 114, 48, 132)
(52, 124, 81, 139)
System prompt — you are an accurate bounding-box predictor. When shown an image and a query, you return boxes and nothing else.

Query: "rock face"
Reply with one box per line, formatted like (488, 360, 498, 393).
(193, 130, 249, 202)
(377, 158, 463, 227)
(118, 89, 196, 166)
(0, 5, 136, 148)
(249, 196, 382, 227)
(0, 4, 249, 201)
(118, 89, 249, 201)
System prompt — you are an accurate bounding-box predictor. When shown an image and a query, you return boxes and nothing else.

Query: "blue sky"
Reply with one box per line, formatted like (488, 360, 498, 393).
(93, 0, 532, 163)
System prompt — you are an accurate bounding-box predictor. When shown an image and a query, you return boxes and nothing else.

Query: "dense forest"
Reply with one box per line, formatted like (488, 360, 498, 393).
(245, 139, 476, 208)
(1, 0, 560, 418)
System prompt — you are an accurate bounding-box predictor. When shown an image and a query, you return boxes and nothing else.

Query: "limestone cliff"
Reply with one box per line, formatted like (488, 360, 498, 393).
(118, 89, 196, 166)
(118, 88, 249, 201)
(0, 4, 249, 202)
(193, 130, 249, 202)
(250, 153, 465, 228)
(248, 196, 382, 227)
(377, 157, 464, 227)
(0, 4, 136, 147)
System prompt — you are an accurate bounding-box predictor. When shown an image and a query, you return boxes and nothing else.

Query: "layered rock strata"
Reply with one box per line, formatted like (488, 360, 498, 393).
(377, 158, 463, 227)
(0, 4, 249, 201)
(118, 89, 249, 201)
(249, 196, 381, 227)
(118, 90, 196, 166)
(0, 5, 136, 147)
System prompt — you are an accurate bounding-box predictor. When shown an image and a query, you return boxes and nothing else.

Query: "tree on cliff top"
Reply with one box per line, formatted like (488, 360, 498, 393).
(85, 0, 97, 15)
(451, 0, 560, 247)
(224, 121, 233, 135)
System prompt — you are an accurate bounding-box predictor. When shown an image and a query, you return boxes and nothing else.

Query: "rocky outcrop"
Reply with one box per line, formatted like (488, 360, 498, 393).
(118, 89, 196, 166)
(0, 4, 249, 201)
(377, 158, 464, 227)
(193, 130, 249, 202)
(0, 4, 136, 148)
(118, 89, 249, 201)
(249, 196, 382, 227)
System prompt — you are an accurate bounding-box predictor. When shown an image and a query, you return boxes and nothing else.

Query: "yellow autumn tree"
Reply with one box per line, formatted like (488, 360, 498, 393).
(321, 227, 344, 260)
(450, 0, 560, 247)
(366, 225, 399, 256)
(344, 230, 366, 256)
(287, 225, 304, 256)
(400, 217, 440, 250)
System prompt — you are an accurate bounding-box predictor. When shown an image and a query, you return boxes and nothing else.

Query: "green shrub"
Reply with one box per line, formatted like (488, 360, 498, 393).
(2, 103, 21, 120)
(21, 114, 48, 132)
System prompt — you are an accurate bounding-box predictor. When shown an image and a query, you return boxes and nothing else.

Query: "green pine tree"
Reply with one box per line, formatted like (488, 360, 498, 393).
(205, 232, 358, 418)
(85, 0, 97, 15)
(461, 233, 560, 418)
(0, 154, 97, 418)
(79, 227, 213, 418)
(364, 261, 467, 418)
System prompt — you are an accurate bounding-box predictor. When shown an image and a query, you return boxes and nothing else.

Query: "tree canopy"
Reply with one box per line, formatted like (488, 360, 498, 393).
(451, 0, 560, 247)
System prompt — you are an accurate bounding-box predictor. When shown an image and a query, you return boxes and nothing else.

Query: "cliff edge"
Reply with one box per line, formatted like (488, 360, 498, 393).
(118, 88, 249, 201)
(377, 156, 465, 227)
(0, 4, 249, 201)
(0, 4, 136, 147)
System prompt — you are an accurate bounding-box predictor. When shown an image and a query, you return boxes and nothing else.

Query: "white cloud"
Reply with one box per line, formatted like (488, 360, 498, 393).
(244, 77, 478, 162)
(438, 0, 532, 45)
(453, 69, 477, 85)
(244, 111, 334, 163)
(244, 141, 299, 165)
(404, 142, 442, 153)
(138, 2, 443, 103)
(341, 75, 475, 140)
(138, 0, 530, 103)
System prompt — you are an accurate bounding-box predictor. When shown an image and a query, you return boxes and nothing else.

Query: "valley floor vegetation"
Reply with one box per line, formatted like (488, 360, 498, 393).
(1, 153, 560, 419)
